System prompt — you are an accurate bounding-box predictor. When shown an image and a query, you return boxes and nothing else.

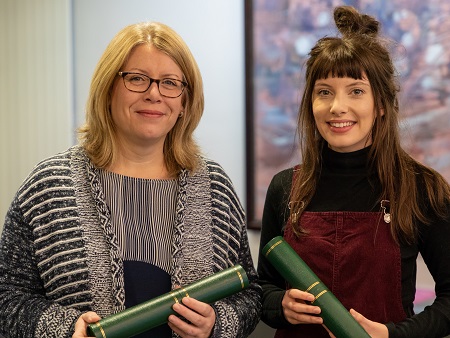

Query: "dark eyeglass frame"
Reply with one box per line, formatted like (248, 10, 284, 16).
(118, 71, 188, 98)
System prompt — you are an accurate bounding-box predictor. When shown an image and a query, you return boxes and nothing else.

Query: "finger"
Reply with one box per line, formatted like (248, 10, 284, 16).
(349, 308, 389, 336)
(284, 308, 323, 325)
(168, 313, 199, 337)
(350, 308, 364, 322)
(287, 288, 316, 302)
(81, 311, 101, 323)
(181, 297, 214, 317)
(73, 312, 101, 338)
(282, 289, 323, 325)
(282, 292, 321, 318)
(172, 301, 206, 327)
(285, 300, 321, 315)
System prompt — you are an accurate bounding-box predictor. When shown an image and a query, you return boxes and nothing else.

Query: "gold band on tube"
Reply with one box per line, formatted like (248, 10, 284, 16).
(170, 291, 179, 304)
(306, 281, 320, 292)
(264, 239, 283, 257)
(233, 266, 245, 288)
(180, 287, 190, 298)
(312, 290, 328, 304)
(95, 322, 107, 338)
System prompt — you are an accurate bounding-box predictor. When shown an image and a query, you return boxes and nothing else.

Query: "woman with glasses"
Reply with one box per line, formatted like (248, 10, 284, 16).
(0, 22, 261, 338)
(257, 5, 450, 338)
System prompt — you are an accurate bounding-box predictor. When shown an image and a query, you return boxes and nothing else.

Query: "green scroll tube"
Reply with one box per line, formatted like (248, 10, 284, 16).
(263, 236, 370, 338)
(86, 265, 249, 338)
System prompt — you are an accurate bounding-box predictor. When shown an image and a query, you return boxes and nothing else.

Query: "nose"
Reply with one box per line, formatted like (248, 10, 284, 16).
(144, 81, 161, 101)
(330, 94, 347, 116)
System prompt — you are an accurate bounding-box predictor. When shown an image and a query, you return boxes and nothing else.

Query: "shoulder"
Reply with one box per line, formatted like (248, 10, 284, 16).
(198, 156, 244, 207)
(183, 156, 238, 197)
(16, 146, 87, 200)
(24, 145, 86, 176)
(269, 167, 295, 192)
(19, 148, 72, 189)
(413, 162, 448, 185)
(197, 157, 234, 186)
(262, 167, 296, 214)
(410, 160, 450, 201)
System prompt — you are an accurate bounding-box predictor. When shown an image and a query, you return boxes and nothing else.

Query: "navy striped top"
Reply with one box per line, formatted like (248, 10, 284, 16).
(99, 170, 177, 337)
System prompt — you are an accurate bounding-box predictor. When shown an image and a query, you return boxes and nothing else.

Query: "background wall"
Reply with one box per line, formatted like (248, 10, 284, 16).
(0, 0, 74, 226)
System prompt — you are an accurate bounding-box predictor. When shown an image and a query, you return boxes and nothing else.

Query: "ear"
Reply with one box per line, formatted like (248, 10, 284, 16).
(379, 108, 385, 117)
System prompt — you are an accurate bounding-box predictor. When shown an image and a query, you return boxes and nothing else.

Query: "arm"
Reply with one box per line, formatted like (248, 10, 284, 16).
(387, 211, 450, 338)
(0, 198, 81, 338)
(169, 224, 261, 338)
(206, 161, 262, 338)
(257, 168, 295, 328)
(211, 227, 262, 338)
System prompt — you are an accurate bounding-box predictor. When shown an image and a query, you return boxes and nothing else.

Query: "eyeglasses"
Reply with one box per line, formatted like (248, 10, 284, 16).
(118, 71, 188, 98)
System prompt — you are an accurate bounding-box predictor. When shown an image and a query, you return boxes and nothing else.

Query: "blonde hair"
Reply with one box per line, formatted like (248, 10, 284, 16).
(78, 22, 204, 175)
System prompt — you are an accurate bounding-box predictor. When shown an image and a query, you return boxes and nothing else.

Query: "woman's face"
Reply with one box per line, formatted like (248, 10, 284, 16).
(312, 73, 380, 153)
(110, 44, 184, 150)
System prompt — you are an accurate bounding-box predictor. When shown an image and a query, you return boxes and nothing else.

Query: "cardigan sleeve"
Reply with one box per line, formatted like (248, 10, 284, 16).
(211, 227, 262, 338)
(206, 160, 262, 338)
(0, 197, 81, 338)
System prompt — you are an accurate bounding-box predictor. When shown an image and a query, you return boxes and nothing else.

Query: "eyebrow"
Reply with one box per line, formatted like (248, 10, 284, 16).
(314, 80, 371, 88)
(127, 68, 183, 79)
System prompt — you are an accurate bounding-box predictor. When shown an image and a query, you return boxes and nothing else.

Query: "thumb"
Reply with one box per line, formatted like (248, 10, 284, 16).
(81, 311, 101, 323)
(350, 308, 365, 323)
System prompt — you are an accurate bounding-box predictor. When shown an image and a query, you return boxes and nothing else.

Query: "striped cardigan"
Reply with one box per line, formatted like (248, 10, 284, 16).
(0, 145, 261, 338)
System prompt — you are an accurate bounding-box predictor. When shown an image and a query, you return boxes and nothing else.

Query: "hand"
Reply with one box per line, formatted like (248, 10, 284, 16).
(72, 311, 101, 338)
(168, 297, 216, 338)
(281, 288, 323, 325)
(350, 309, 388, 338)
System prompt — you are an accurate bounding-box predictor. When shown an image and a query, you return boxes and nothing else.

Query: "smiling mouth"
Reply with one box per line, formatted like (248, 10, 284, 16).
(137, 110, 164, 116)
(329, 121, 355, 128)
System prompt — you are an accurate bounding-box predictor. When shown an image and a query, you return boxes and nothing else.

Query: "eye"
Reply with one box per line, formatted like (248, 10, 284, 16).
(352, 88, 364, 95)
(161, 78, 180, 88)
(128, 74, 147, 83)
(317, 89, 331, 96)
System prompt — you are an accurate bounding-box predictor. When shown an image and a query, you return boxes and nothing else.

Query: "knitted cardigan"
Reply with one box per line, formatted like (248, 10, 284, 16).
(0, 145, 261, 338)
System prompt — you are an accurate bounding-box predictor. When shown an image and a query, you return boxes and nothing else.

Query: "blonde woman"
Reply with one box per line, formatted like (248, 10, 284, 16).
(0, 22, 261, 338)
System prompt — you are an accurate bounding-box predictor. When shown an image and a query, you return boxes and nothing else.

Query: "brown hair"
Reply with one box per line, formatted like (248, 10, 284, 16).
(77, 22, 204, 175)
(290, 6, 450, 243)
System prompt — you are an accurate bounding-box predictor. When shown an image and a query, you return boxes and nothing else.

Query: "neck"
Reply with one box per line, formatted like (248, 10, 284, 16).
(108, 142, 174, 179)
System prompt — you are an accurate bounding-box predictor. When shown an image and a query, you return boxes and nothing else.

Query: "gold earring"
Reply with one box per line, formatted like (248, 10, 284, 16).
(179, 112, 184, 118)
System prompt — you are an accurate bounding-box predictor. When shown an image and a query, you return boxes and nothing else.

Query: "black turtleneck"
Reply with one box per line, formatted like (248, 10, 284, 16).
(308, 146, 382, 212)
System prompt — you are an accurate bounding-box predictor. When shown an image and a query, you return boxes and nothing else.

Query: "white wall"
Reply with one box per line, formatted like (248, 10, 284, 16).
(0, 0, 73, 226)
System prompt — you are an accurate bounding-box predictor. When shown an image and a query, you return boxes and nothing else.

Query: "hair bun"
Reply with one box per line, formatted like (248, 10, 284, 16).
(334, 6, 379, 37)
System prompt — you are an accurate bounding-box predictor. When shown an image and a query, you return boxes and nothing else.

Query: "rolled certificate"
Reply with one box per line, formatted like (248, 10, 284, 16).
(87, 265, 248, 338)
(263, 236, 370, 338)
